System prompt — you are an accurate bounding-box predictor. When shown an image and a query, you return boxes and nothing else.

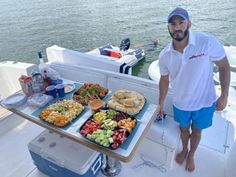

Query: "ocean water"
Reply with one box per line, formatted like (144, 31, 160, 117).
(0, 0, 235, 78)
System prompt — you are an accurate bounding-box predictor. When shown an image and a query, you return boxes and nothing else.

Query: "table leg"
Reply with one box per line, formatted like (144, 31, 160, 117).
(101, 155, 122, 176)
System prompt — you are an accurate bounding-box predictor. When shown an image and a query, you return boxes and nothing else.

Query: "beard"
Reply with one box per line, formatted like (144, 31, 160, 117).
(169, 27, 189, 42)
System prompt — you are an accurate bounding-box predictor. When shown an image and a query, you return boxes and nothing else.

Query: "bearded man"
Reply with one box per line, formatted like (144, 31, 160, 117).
(158, 7, 230, 172)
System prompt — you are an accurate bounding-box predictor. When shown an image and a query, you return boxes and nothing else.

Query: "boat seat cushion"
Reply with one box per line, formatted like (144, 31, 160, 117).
(99, 44, 112, 56)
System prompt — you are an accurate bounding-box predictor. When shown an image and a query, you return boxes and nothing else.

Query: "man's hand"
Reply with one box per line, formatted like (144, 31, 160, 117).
(158, 104, 164, 117)
(214, 57, 230, 111)
(216, 95, 228, 111)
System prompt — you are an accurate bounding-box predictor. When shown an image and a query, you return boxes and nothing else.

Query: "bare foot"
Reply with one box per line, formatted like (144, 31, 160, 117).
(175, 150, 188, 164)
(186, 155, 195, 172)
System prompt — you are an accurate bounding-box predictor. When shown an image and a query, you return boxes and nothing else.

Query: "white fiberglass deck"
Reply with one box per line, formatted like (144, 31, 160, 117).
(1, 60, 236, 177)
(0, 113, 229, 177)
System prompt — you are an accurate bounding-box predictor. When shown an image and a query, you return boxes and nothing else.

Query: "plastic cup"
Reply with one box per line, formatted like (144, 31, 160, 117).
(55, 84, 65, 97)
(88, 99, 103, 112)
(46, 85, 57, 98)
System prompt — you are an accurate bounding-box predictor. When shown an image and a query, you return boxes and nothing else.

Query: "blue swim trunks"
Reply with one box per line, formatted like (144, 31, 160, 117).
(173, 102, 216, 129)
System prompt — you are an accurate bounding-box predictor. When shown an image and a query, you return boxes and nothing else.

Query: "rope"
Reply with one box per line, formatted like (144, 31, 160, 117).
(132, 115, 168, 173)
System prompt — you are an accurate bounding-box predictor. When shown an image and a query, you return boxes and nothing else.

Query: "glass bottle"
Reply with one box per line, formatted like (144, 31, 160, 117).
(37, 52, 48, 74)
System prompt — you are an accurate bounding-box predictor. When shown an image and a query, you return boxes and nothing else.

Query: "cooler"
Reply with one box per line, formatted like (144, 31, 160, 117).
(28, 130, 102, 177)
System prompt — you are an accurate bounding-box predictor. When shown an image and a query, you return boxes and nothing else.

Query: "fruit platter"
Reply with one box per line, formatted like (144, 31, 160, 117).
(79, 109, 137, 149)
(73, 83, 108, 105)
(39, 99, 84, 127)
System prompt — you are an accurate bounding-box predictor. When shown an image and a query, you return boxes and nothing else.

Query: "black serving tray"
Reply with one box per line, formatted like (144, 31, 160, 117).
(79, 108, 137, 149)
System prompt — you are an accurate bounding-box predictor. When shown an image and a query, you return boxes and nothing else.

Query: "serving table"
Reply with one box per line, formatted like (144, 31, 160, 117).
(1, 82, 158, 176)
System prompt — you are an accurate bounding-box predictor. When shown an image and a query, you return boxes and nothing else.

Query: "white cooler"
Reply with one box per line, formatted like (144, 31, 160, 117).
(28, 130, 102, 177)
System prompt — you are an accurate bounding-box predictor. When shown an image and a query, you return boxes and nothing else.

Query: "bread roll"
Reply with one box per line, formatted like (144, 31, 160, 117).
(107, 89, 145, 115)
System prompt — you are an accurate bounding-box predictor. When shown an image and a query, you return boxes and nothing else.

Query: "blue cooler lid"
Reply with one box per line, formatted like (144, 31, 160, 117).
(40, 136, 100, 175)
(27, 130, 61, 154)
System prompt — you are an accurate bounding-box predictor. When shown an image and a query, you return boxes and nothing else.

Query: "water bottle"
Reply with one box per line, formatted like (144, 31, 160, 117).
(37, 52, 48, 74)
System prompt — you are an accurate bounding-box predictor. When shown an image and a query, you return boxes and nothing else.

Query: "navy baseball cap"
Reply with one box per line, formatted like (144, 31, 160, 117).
(168, 7, 189, 23)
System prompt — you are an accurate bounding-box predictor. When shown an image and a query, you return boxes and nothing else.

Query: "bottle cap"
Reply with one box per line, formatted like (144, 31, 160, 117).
(37, 52, 43, 59)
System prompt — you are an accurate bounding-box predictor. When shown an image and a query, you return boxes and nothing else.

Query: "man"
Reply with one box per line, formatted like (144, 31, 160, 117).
(158, 7, 230, 172)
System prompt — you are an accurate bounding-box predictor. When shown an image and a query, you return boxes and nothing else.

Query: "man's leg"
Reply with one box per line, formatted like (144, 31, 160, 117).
(186, 125, 202, 172)
(175, 125, 190, 164)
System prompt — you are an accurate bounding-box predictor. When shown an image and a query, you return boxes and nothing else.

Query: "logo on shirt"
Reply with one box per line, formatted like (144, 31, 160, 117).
(189, 53, 204, 60)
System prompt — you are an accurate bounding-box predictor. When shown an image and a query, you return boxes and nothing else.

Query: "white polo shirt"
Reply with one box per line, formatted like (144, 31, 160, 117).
(159, 31, 225, 111)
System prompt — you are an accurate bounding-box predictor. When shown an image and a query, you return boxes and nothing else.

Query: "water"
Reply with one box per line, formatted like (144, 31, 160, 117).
(0, 0, 235, 78)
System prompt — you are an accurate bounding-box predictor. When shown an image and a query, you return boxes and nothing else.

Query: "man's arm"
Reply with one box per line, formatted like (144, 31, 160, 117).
(158, 75, 169, 115)
(214, 56, 231, 110)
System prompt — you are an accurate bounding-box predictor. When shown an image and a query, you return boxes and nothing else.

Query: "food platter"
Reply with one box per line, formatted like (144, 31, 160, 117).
(39, 99, 84, 127)
(79, 109, 137, 149)
(73, 83, 108, 105)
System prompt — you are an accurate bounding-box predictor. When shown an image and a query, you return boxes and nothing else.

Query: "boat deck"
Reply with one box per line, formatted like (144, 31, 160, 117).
(0, 106, 10, 118)
(0, 113, 228, 177)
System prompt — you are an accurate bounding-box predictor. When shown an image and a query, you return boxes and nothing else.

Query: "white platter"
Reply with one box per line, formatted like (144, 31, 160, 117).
(64, 83, 76, 93)
(2, 93, 27, 108)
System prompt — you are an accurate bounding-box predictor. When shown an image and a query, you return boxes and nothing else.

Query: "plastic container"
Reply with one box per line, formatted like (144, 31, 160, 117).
(32, 72, 45, 93)
(88, 99, 103, 111)
(18, 75, 34, 96)
(28, 130, 102, 177)
(27, 93, 53, 107)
